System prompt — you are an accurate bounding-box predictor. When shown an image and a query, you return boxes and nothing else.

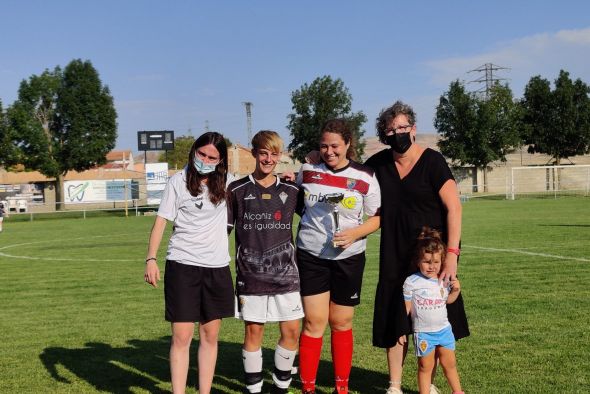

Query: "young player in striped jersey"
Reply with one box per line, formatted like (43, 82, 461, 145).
(228, 130, 302, 394)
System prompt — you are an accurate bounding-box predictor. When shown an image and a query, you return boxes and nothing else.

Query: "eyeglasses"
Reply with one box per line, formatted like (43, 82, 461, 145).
(385, 125, 413, 134)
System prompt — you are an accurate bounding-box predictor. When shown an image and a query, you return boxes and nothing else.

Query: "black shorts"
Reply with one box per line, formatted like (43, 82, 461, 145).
(164, 260, 235, 323)
(297, 249, 365, 306)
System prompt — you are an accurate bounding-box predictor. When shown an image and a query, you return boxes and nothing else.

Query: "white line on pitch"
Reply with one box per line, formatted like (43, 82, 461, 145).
(365, 245, 589, 263)
(462, 245, 590, 262)
(0, 252, 136, 262)
(0, 232, 149, 262)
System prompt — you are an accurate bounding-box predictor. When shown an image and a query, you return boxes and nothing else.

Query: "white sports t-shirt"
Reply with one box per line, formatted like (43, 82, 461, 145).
(296, 161, 381, 260)
(157, 169, 234, 267)
(403, 272, 452, 333)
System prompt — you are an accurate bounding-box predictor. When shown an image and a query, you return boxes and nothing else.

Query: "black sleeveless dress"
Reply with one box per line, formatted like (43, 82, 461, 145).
(365, 147, 470, 348)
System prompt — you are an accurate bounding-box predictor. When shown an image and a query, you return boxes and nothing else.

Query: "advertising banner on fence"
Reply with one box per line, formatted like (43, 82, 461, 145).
(146, 163, 169, 205)
(64, 180, 135, 204)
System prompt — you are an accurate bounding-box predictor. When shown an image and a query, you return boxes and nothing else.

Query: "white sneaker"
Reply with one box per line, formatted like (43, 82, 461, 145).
(430, 384, 441, 394)
(385, 387, 403, 394)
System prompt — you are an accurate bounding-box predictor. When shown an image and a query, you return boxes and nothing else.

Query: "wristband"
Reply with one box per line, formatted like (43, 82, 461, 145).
(447, 248, 460, 256)
(145, 257, 157, 263)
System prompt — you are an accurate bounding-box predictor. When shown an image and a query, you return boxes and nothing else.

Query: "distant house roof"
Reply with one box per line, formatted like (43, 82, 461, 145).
(106, 150, 133, 161)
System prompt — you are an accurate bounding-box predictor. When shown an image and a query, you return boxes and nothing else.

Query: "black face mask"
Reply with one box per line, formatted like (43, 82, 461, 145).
(386, 132, 412, 153)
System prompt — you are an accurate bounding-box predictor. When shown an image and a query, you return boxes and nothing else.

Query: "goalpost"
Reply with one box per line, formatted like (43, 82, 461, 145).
(509, 164, 590, 200)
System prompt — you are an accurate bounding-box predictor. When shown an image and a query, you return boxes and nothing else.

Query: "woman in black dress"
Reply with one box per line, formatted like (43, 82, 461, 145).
(365, 101, 469, 394)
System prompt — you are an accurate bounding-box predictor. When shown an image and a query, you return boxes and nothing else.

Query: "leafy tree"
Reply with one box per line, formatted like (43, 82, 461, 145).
(435, 81, 478, 167)
(158, 135, 195, 169)
(435, 80, 521, 191)
(8, 59, 117, 209)
(0, 100, 20, 167)
(287, 75, 366, 162)
(521, 70, 590, 165)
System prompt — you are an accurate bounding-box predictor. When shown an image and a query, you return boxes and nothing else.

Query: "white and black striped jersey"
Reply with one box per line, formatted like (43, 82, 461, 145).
(228, 175, 300, 296)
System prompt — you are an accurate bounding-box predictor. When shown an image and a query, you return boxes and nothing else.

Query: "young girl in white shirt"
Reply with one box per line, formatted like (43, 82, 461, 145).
(403, 227, 464, 394)
(144, 132, 234, 394)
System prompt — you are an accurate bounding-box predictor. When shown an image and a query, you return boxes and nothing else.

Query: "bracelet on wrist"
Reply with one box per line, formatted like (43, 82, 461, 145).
(447, 247, 460, 256)
(145, 257, 157, 263)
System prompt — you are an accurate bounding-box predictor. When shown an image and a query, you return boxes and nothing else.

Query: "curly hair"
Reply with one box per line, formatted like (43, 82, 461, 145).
(411, 226, 446, 272)
(321, 118, 357, 161)
(375, 100, 417, 144)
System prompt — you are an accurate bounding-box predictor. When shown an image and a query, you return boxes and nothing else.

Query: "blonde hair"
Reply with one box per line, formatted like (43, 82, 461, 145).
(251, 130, 283, 153)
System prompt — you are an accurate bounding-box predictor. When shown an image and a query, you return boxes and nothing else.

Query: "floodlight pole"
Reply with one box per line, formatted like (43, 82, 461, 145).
(123, 151, 128, 217)
(243, 101, 253, 147)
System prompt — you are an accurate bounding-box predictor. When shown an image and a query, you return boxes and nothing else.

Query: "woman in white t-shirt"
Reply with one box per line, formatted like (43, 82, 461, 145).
(296, 119, 381, 394)
(144, 132, 234, 394)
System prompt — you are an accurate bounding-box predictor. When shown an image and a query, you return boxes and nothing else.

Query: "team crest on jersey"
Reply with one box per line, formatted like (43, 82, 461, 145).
(244, 194, 256, 200)
(341, 196, 356, 209)
(419, 339, 428, 353)
(346, 178, 357, 189)
(279, 191, 288, 204)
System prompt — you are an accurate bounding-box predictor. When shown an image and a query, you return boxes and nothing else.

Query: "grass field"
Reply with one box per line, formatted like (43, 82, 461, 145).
(1, 197, 589, 393)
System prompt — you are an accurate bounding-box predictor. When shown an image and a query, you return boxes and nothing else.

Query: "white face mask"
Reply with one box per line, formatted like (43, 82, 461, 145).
(193, 156, 217, 174)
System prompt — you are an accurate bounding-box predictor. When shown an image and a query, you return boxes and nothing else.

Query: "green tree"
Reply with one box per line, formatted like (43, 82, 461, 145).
(521, 70, 590, 165)
(435, 80, 521, 191)
(8, 59, 117, 209)
(287, 76, 366, 162)
(0, 100, 20, 167)
(158, 135, 195, 169)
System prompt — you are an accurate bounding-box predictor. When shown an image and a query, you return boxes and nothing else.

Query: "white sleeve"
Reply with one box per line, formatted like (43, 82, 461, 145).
(226, 173, 236, 187)
(157, 177, 178, 221)
(403, 277, 414, 301)
(363, 173, 381, 216)
(295, 165, 305, 186)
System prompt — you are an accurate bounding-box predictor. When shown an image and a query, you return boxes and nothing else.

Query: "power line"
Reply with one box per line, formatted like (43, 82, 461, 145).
(467, 63, 510, 99)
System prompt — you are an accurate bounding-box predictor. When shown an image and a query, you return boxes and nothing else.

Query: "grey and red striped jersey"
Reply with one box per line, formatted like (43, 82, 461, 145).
(296, 161, 381, 260)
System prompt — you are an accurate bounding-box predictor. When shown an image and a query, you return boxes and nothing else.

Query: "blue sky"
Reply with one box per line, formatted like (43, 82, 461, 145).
(1, 1, 590, 152)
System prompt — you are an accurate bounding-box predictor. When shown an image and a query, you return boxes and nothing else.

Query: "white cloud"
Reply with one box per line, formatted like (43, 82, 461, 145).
(556, 27, 590, 44)
(425, 27, 590, 96)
